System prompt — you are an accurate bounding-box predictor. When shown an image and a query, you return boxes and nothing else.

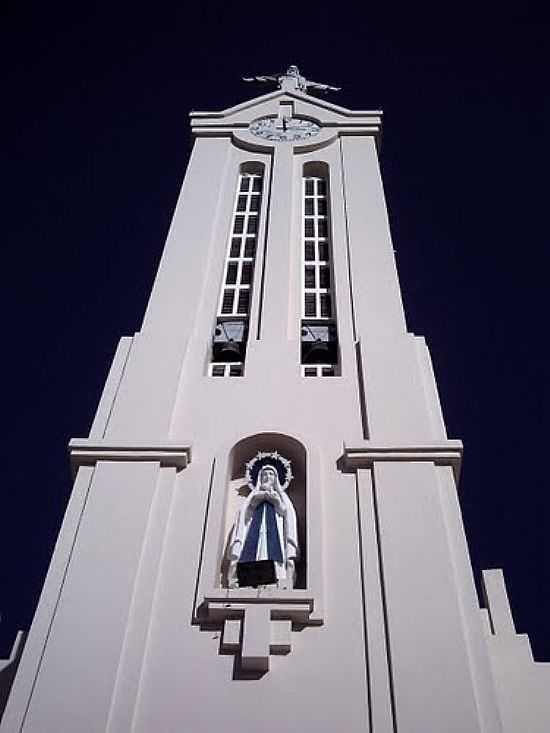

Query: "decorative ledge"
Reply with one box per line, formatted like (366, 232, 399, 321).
(198, 589, 320, 675)
(68, 439, 192, 476)
(201, 597, 315, 675)
(208, 601, 312, 624)
(342, 440, 463, 481)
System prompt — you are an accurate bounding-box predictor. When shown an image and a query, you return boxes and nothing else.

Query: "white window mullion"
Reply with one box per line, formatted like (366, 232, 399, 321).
(217, 173, 262, 319)
(211, 169, 263, 376)
(301, 174, 337, 375)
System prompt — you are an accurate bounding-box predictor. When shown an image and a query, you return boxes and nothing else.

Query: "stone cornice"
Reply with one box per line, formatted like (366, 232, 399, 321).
(342, 440, 463, 481)
(68, 438, 192, 476)
(190, 88, 382, 120)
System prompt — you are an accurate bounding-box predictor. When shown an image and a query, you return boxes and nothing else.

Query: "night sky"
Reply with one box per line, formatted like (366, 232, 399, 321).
(1, 5, 549, 662)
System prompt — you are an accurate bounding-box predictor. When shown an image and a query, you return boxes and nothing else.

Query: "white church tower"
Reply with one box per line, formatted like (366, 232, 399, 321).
(2, 66, 549, 733)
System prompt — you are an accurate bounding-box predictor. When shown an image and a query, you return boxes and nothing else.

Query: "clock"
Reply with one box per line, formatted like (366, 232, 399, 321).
(249, 116, 321, 142)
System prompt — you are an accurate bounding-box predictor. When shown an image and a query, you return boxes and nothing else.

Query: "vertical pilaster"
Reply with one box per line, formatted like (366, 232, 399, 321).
(0, 466, 94, 733)
(438, 468, 503, 733)
(340, 136, 407, 342)
(258, 146, 294, 346)
(341, 135, 446, 442)
(105, 467, 177, 733)
(356, 469, 395, 733)
(373, 460, 483, 733)
(20, 461, 161, 733)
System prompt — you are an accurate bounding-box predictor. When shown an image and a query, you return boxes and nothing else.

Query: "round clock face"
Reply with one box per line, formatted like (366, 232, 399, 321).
(249, 117, 321, 142)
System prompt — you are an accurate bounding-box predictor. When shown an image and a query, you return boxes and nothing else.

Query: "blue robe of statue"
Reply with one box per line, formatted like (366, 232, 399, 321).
(239, 501, 284, 563)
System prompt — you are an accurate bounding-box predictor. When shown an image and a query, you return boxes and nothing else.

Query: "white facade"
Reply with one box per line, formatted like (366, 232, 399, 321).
(1, 73, 548, 732)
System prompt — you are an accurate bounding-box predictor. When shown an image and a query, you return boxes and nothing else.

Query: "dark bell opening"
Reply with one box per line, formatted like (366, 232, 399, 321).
(215, 340, 244, 363)
(301, 321, 338, 365)
(302, 340, 338, 365)
(212, 319, 248, 363)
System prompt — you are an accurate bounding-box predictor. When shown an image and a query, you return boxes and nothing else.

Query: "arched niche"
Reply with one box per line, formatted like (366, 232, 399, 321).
(220, 432, 307, 590)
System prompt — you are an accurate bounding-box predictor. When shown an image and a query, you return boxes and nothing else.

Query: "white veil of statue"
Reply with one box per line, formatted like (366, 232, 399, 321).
(226, 455, 299, 589)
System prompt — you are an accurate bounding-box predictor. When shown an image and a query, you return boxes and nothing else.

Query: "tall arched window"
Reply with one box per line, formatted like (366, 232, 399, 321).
(210, 163, 264, 377)
(301, 162, 339, 376)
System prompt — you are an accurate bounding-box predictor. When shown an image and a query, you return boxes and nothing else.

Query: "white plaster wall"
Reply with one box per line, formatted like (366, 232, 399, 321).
(0, 466, 95, 733)
(437, 468, 503, 733)
(373, 461, 484, 733)
(340, 135, 447, 442)
(105, 137, 236, 441)
(482, 570, 550, 733)
(100, 92, 446, 450)
(131, 457, 370, 733)
(19, 462, 162, 733)
(1, 89, 516, 733)
(487, 637, 550, 733)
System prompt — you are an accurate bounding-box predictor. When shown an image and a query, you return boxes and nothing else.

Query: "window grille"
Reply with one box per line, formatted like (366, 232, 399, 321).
(302, 176, 333, 320)
(218, 172, 263, 318)
(301, 173, 339, 376)
(211, 169, 263, 377)
(302, 365, 336, 377)
(209, 363, 244, 378)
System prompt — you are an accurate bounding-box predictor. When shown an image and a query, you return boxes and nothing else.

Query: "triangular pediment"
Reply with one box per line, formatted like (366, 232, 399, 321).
(190, 89, 382, 128)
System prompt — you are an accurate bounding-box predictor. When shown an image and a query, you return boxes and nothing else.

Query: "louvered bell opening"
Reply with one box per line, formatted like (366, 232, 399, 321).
(301, 321, 338, 365)
(212, 319, 248, 363)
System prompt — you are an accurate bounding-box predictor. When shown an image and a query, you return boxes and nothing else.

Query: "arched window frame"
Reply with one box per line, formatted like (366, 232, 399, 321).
(209, 162, 265, 377)
(301, 162, 340, 376)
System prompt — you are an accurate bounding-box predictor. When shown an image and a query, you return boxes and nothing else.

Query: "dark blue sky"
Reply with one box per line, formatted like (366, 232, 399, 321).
(1, 5, 549, 660)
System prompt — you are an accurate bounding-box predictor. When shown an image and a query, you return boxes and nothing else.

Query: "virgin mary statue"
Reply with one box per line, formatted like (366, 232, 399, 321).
(226, 453, 299, 589)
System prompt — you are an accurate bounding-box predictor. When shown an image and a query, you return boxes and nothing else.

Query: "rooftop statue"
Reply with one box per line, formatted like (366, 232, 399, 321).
(243, 64, 341, 93)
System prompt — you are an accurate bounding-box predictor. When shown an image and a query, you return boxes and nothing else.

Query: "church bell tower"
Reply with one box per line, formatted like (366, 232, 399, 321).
(2, 66, 549, 733)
